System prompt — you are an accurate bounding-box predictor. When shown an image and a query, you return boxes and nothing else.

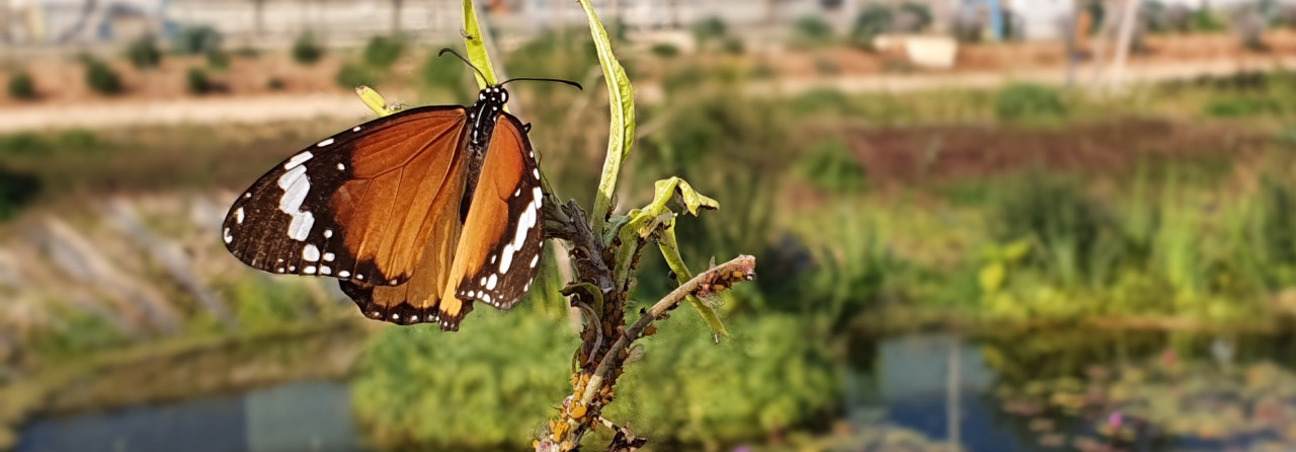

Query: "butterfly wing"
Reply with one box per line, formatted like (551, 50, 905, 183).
(339, 113, 545, 330)
(222, 106, 470, 287)
(440, 114, 546, 322)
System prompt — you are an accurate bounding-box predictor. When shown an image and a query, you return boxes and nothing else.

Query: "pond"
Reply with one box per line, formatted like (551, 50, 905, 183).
(17, 331, 1296, 452)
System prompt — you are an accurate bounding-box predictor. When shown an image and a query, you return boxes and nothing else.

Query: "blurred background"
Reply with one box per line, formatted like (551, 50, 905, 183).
(6, 0, 1296, 451)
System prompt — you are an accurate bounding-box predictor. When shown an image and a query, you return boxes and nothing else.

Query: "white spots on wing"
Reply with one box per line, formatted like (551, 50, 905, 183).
(500, 244, 515, 273)
(324, 229, 333, 238)
(482, 293, 493, 305)
(277, 164, 315, 241)
(479, 276, 487, 286)
(524, 282, 532, 292)
(353, 126, 362, 132)
(514, 187, 520, 197)
(339, 270, 351, 278)
(288, 265, 296, 271)
(320, 266, 331, 275)
(530, 255, 539, 268)
(284, 151, 314, 170)
(532, 187, 543, 209)
(302, 244, 320, 262)
(532, 168, 540, 179)
(490, 255, 496, 264)
(276, 267, 285, 273)
(486, 274, 498, 290)
(234, 207, 245, 224)
(316, 138, 335, 148)
(243, 192, 251, 199)
(356, 274, 365, 280)
(223, 227, 233, 244)
(323, 252, 335, 262)
(337, 163, 345, 171)
(304, 265, 317, 275)
(389, 279, 398, 285)
(391, 313, 399, 320)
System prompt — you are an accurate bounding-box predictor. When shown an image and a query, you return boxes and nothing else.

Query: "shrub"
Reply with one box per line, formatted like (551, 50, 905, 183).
(851, 4, 894, 48)
(0, 133, 48, 154)
(898, 2, 934, 32)
(352, 305, 575, 450)
(418, 49, 468, 103)
(335, 62, 378, 89)
(793, 16, 836, 47)
(126, 35, 163, 69)
(796, 139, 866, 192)
(291, 31, 324, 65)
(692, 17, 729, 47)
(7, 71, 36, 100)
(605, 314, 839, 445)
(173, 25, 223, 55)
(994, 83, 1067, 122)
(266, 76, 285, 91)
(84, 60, 123, 95)
(186, 67, 213, 94)
(0, 165, 41, 220)
(363, 35, 405, 69)
(352, 307, 838, 449)
(649, 42, 680, 58)
(205, 50, 230, 70)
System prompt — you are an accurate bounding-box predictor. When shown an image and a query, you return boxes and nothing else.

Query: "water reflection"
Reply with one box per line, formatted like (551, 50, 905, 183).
(851, 330, 1296, 452)
(19, 381, 363, 452)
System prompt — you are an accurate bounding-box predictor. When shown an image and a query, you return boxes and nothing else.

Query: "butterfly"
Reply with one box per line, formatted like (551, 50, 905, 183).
(221, 49, 580, 331)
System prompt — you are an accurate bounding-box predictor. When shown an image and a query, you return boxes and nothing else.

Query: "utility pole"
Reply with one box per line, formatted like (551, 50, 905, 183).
(1108, 0, 1139, 92)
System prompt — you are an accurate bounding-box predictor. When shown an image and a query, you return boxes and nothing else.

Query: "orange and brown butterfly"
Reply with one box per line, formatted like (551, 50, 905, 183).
(221, 49, 580, 331)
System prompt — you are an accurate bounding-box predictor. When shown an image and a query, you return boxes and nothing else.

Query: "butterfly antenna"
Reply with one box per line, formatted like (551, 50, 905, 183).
(500, 77, 583, 90)
(438, 48, 490, 85)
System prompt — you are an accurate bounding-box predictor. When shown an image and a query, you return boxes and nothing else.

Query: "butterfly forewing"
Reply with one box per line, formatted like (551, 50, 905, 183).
(222, 106, 469, 286)
(444, 114, 546, 318)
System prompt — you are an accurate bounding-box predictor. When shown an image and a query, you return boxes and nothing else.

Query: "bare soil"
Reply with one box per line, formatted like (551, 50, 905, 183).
(850, 119, 1270, 186)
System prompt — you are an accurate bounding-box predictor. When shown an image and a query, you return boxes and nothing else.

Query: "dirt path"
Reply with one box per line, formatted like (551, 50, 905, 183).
(0, 94, 369, 133)
(2, 56, 1294, 133)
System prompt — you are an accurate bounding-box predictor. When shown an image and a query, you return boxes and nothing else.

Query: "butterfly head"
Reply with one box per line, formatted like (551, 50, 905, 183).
(479, 86, 510, 109)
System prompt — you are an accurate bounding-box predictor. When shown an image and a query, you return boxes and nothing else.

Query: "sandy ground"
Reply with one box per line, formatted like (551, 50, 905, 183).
(2, 55, 1295, 133)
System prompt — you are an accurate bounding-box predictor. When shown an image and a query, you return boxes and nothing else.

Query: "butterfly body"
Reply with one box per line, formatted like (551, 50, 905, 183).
(223, 84, 547, 331)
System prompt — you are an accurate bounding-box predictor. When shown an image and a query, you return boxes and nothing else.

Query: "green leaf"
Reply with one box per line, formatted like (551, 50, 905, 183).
(1003, 239, 1032, 262)
(657, 221, 729, 338)
(979, 262, 1007, 293)
(354, 86, 399, 117)
(611, 177, 718, 292)
(576, 0, 636, 237)
(653, 177, 719, 216)
(461, 0, 500, 88)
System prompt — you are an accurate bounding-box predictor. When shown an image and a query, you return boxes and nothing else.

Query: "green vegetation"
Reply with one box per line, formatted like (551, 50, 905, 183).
(0, 165, 40, 220)
(994, 83, 1068, 122)
(186, 67, 213, 94)
(363, 35, 405, 69)
(83, 59, 123, 95)
(335, 62, 380, 89)
(792, 16, 836, 48)
(352, 303, 838, 450)
(6, 71, 36, 100)
(172, 25, 223, 56)
(291, 31, 324, 65)
(126, 35, 163, 69)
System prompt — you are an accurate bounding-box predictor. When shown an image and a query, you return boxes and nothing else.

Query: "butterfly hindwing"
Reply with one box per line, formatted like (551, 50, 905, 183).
(444, 114, 546, 319)
(223, 106, 470, 286)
